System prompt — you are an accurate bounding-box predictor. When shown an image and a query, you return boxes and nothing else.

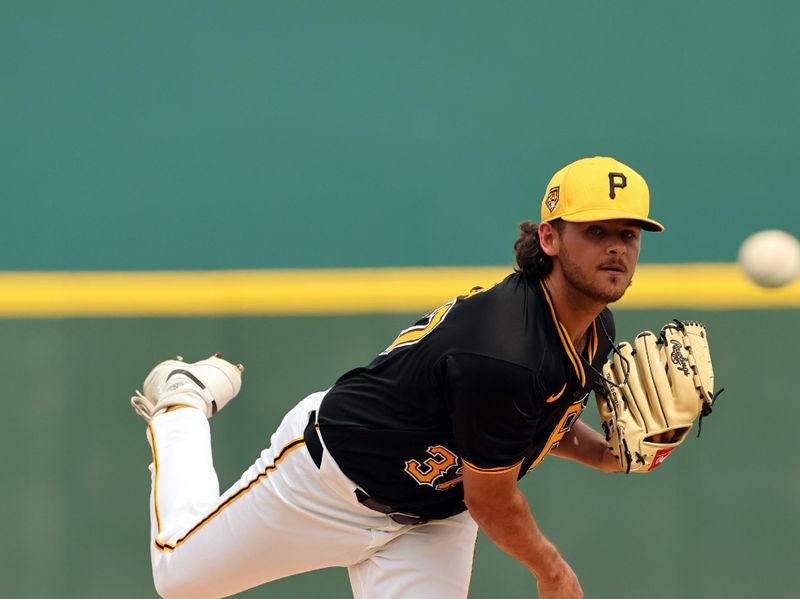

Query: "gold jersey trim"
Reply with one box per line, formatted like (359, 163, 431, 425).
(148, 423, 163, 535)
(588, 320, 598, 362)
(539, 280, 588, 386)
(463, 458, 523, 475)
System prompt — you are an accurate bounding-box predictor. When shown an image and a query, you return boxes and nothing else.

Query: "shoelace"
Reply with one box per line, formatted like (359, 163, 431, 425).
(130, 391, 154, 422)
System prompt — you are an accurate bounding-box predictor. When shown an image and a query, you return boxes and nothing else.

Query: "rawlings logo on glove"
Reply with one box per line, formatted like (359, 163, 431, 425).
(595, 320, 721, 474)
(669, 340, 691, 376)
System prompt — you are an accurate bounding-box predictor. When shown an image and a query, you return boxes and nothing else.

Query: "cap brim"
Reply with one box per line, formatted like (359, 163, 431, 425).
(557, 209, 665, 232)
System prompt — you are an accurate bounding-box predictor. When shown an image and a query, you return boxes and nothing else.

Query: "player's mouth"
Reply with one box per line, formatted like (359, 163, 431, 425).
(599, 261, 627, 274)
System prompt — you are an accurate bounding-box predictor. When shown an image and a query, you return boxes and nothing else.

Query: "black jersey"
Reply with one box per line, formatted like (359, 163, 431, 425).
(318, 272, 615, 519)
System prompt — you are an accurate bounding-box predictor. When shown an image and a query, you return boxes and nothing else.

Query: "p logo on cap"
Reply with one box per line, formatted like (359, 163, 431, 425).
(608, 172, 627, 199)
(539, 156, 664, 232)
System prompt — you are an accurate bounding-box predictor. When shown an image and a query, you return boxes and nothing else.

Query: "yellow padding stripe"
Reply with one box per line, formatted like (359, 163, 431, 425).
(152, 435, 305, 553)
(463, 459, 523, 475)
(0, 264, 799, 317)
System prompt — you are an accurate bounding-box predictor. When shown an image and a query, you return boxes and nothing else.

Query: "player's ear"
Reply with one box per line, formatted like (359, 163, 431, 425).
(538, 222, 560, 257)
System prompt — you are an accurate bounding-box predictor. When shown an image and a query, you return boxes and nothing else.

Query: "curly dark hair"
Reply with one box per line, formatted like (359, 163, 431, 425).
(514, 219, 564, 277)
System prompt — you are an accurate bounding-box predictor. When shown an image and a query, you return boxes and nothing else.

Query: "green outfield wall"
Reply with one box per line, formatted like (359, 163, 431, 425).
(2, 1, 799, 271)
(0, 311, 795, 598)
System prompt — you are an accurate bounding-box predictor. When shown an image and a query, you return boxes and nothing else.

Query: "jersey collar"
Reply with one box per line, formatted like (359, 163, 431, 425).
(538, 279, 598, 387)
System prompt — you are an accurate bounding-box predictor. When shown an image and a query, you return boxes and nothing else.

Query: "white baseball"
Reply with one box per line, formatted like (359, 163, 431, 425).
(738, 230, 800, 288)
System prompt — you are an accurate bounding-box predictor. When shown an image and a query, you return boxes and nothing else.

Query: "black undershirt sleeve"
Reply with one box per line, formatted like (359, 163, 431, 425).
(445, 353, 542, 471)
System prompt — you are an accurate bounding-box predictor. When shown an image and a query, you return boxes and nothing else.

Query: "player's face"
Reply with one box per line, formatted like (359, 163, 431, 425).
(557, 220, 641, 303)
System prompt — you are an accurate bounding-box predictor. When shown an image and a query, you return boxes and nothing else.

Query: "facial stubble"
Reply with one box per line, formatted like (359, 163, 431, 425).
(558, 247, 633, 304)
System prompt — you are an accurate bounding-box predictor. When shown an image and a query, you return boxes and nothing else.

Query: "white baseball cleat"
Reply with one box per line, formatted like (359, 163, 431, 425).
(130, 354, 244, 422)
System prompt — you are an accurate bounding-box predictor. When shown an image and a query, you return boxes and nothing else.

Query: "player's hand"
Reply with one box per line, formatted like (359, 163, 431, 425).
(536, 559, 583, 599)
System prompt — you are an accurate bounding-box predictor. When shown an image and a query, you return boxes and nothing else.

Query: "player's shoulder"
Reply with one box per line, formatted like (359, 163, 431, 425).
(442, 272, 535, 336)
(436, 272, 548, 364)
(451, 271, 531, 310)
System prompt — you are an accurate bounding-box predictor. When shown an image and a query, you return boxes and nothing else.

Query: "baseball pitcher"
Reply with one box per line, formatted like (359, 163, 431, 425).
(131, 157, 717, 599)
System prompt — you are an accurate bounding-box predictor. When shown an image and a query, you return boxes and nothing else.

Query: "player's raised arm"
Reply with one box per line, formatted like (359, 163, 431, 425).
(462, 464, 583, 599)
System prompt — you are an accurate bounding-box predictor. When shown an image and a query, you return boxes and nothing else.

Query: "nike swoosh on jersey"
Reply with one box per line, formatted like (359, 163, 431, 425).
(546, 383, 567, 403)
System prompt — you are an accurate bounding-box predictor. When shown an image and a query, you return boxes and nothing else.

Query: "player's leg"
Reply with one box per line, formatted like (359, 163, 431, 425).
(132, 355, 243, 567)
(347, 510, 479, 599)
(147, 395, 377, 599)
(133, 359, 387, 599)
(145, 409, 220, 554)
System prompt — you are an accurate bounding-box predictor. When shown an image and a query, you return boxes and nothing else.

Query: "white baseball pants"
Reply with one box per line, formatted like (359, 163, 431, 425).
(145, 391, 479, 599)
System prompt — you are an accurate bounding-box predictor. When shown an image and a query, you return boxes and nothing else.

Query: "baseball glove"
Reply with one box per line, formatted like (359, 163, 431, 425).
(595, 320, 719, 473)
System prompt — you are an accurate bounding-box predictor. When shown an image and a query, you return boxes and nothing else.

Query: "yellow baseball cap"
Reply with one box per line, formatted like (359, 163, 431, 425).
(540, 156, 664, 232)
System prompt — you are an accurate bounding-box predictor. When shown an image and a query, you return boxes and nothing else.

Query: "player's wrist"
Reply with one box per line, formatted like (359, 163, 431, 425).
(532, 553, 571, 585)
(521, 531, 563, 580)
(600, 445, 622, 473)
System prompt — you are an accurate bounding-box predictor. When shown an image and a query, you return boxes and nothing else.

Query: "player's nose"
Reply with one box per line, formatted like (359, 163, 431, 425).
(607, 242, 625, 256)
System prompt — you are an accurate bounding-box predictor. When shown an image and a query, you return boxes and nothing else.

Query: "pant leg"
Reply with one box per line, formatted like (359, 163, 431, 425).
(146, 409, 220, 547)
(145, 391, 392, 599)
(347, 510, 479, 599)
